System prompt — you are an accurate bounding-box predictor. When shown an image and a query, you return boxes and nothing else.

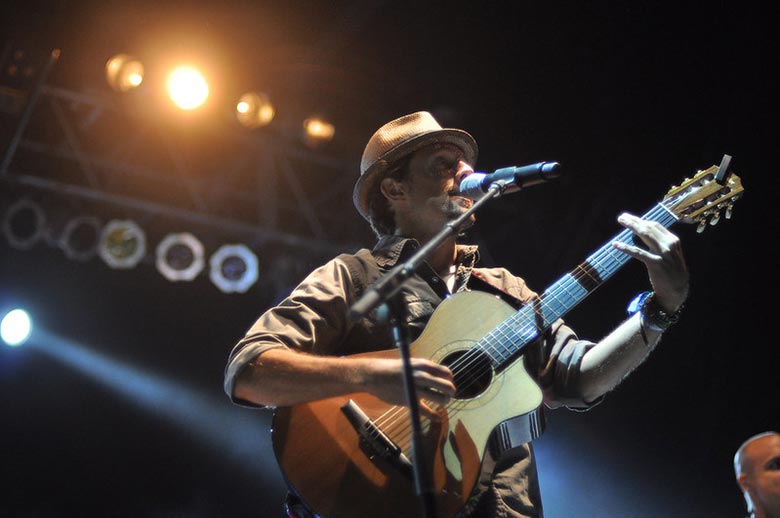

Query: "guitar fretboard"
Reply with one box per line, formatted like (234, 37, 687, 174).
(477, 201, 678, 369)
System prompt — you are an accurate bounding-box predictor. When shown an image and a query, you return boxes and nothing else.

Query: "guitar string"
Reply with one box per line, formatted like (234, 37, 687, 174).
(370, 233, 632, 450)
(368, 202, 678, 452)
(371, 201, 674, 438)
(372, 236, 636, 453)
(369, 239, 626, 449)
(370, 202, 677, 450)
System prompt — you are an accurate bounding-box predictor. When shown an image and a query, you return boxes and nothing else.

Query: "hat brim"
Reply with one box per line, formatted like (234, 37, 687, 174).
(353, 128, 478, 221)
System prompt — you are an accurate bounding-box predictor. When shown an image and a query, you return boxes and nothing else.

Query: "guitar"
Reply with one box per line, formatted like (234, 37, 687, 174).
(271, 158, 745, 518)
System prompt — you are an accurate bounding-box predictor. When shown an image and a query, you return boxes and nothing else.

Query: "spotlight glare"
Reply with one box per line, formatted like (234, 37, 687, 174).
(98, 219, 146, 269)
(166, 65, 209, 110)
(302, 117, 335, 148)
(127, 72, 143, 87)
(1, 309, 32, 347)
(235, 92, 275, 129)
(30, 327, 281, 480)
(156, 232, 205, 282)
(105, 54, 144, 92)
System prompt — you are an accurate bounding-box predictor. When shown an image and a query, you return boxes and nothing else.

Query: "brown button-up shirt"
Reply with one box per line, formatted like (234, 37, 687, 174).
(224, 235, 599, 517)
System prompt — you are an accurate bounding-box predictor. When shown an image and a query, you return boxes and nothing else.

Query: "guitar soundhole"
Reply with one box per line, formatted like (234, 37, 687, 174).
(441, 350, 493, 399)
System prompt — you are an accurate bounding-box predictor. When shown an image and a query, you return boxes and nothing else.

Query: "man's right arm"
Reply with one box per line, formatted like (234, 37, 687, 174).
(225, 255, 454, 414)
(233, 347, 455, 410)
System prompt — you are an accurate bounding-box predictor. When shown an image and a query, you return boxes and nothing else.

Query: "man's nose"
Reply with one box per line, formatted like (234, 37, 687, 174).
(454, 160, 475, 186)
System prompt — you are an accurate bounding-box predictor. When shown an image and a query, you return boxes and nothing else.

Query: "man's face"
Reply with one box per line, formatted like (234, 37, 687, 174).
(742, 434, 780, 517)
(397, 143, 475, 238)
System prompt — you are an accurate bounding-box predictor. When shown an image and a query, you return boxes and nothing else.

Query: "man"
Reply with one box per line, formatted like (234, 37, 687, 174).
(224, 111, 689, 517)
(734, 432, 780, 518)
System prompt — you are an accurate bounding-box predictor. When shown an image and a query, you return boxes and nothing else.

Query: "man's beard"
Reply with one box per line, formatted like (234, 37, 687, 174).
(444, 197, 476, 232)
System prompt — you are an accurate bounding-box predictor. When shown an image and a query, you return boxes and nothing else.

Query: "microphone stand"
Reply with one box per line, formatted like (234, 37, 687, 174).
(348, 183, 504, 518)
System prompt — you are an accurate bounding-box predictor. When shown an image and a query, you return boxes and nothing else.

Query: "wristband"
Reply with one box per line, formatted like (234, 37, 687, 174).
(627, 291, 684, 333)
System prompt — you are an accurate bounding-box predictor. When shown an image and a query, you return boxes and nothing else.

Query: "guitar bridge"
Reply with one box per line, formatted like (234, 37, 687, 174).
(341, 399, 413, 478)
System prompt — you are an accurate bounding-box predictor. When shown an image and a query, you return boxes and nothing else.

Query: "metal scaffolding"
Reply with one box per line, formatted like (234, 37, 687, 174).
(0, 45, 369, 264)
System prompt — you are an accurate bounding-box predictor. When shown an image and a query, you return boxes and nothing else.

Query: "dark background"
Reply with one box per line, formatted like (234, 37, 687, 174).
(0, 2, 774, 517)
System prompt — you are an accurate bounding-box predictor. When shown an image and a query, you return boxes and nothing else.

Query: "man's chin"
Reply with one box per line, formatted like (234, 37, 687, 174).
(449, 195, 473, 209)
(445, 200, 476, 230)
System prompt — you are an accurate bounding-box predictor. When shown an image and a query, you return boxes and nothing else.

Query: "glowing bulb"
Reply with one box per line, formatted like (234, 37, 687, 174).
(1, 309, 32, 346)
(166, 65, 209, 110)
(105, 54, 144, 92)
(302, 117, 335, 147)
(127, 72, 143, 87)
(235, 92, 275, 128)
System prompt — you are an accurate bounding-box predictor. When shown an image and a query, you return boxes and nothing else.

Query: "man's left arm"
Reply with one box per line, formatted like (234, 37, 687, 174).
(578, 212, 689, 403)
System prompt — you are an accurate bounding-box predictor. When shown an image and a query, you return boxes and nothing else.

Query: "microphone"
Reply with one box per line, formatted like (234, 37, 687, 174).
(459, 161, 561, 199)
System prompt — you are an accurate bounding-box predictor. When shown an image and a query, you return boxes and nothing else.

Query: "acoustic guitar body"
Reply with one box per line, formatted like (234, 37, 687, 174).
(272, 291, 544, 518)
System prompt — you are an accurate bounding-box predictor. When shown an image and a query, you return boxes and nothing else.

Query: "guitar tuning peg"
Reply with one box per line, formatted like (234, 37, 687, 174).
(710, 211, 721, 226)
(696, 219, 707, 233)
(725, 204, 733, 219)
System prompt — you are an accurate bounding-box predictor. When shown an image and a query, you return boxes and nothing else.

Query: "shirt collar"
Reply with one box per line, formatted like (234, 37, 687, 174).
(372, 234, 479, 270)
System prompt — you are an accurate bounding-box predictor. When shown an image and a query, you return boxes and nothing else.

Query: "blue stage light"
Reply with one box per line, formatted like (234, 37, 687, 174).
(1, 308, 32, 346)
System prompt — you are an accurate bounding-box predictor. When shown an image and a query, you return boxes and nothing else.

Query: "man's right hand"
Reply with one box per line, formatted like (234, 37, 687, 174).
(360, 357, 455, 419)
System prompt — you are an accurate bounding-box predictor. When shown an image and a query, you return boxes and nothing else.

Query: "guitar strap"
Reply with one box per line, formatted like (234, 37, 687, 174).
(465, 270, 526, 309)
(489, 412, 546, 457)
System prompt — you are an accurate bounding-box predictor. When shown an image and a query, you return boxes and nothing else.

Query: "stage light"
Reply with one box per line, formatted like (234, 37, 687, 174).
(105, 54, 144, 92)
(2, 198, 45, 250)
(98, 219, 146, 269)
(302, 116, 335, 148)
(1, 308, 32, 347)
(209, 244, 258, 293)
(166, 65, 209, 110)
(156, 232, 205, 282)
(235, 91, 275, 129)
(60, 215, 101, 262)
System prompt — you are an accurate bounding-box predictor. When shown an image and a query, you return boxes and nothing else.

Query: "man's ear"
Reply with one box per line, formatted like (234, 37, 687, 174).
(737, 472, 752, 493)
(380, 177, 405, 201)
(738, 473, 758, 513)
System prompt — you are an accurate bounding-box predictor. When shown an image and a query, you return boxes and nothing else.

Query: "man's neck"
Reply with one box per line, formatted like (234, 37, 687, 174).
(393, 216, 459, 274)
(411, 233, 457, 276)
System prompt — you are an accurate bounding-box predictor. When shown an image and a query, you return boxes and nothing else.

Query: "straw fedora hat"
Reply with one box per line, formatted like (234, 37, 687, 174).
(353, 111, 478, 221)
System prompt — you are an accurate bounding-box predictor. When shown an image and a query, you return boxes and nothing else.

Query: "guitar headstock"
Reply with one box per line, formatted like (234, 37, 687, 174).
(663, 155, 745, 232)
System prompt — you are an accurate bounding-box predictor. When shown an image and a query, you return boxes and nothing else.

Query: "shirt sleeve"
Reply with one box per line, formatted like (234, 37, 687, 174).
(223, 257, 357, 406)
(527, 318, 603, 411)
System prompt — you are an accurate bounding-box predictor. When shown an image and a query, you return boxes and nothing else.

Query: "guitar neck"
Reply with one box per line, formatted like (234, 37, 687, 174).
(481, 201, 678, 369)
